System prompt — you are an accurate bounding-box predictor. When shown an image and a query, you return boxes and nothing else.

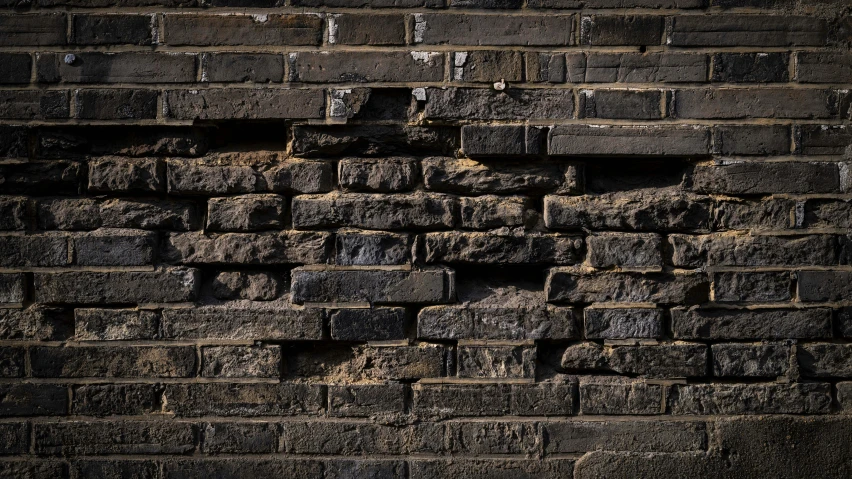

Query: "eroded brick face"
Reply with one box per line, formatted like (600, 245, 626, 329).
(2, 0, 852, 477)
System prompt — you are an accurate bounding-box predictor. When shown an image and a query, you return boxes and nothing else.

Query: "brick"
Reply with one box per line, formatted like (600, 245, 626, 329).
(458, 344, 536, 379)
(579, 52, 707, 83)
(75, 89, 158, 120)
(290, 51, 443, 83)
(206, 194, 285, 232)
(0, 196, 27, 230)
(287, 343, 449, 381)
(283, 421, 417, 455)
(204, 53, 285, 83)
(796, 52, 852, 83)
(423, 87, 574, 121)
(526, 53, 567, 83)
(34, 421, 195, 455)
(0, 126, 27, 159)
(338, 157, 419, 192)
(39, 52, 197, 83)
(712, 343, 790, 377)
(35, 268, 200, 304)
(581, 15, 663, 46)
(162, 459, 324, 479)
(546, 269, 709, 304)
(292, 192, 456, 230)
(414, 14, 574, 46)
(712, 272, 791, 302)
(574, 451, 724, 478)
(0, 273, 24, 304)
(0, 233, 69, 267)
(264, 160, 335, 194)
(89, 157, 163, 193)
(162, 231, 332, 265)
(424, 157, 580, 194)
(450, 0, 523, 6)
(329, 383, 406, 417)
(549, 125, 710, 156)
(461, 125, 546, 156)
(448, 421, 537, 455)
(72, 384, 160, 416)
(71, 460, 159, 479)
(100, 199, 199, 231)
(71, 229, 157, 266)
(669, 383, 831, 415)
(672, 307, 832, 339)
(411, 459, 574, 479)
(331, 14, 406, 45)
(202, 423, 277, 454)
(413, 382, 576, 417)
(840, 382, 852, 411)
(292, 267, 454, 304)
(423, 231, 583, 265)
(459, 195, 529, 229)
(796, 125, 852, 155)
(579, 377, 663, 415)
(798, 271, 852, 301)
(0, 347, 24, 377)
(165, 89, 325, 120)
(562, 341, 707, 378)
(0, 384, 66, 416)
(166, 159, 261, 195)
(530, 0, 705, 6)
(0, 13, 66, 46)
(584, 308, 664, 339)
(202, 345, 281, 378)
(330, 307, 406, 341)
(0, 161, 82, 195)
(798, 344, 852, 377)
(335, 230, 411, 266)
(211, 271, 283, 301)
(161, 306, 324, 340)
(31, 345, 195, 378)
(712, 125, 790, 155)
(0, 306, 72, 341)
(694, 162, 839, 194)
(711, 53, 789, 82)
(163, 383, 324, 417)
(586, 233, 662, 270)
(669, 234, 837, 268)
(716, 198, 792, 231)
(0, 90, 69, 120)
(545, 192, 711, 231)
(580, 89, 663, 120)
(0, 53, 33, 84)
(544, 420, 706, 453)
(804, 200, 852, 229)
(292, 124, 458, 158)
(164, 14, 322, 46)
(0, 422, 28, 454)
(674, 88, 839, 119)
(452, 51, 523, 82)
(668, 15, 828, 46)
(72, 14, 154, 45)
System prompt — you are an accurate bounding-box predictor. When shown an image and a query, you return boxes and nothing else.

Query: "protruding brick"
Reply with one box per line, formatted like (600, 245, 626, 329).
(162, 383, 324, 417)
(338, 157, 419, 193)
(562, 341, 707, 378)
(201, 345, 282, 378)
(207, 194, 286, 232)
(423, 231, 583, 265)
(34, 268, 200, 304)
(30, 346, 196, 378)
(458, 344, 536, 379)
(545, 192, 712, 231)
(712, 343, 790, 377)
(162, 306, 324, 340)
(584, 308, 664, 339)
(75, 309, 158, 341)
(291, 267, 455, 304)
(546, 269, 709, 304)
(330, 307, 407, 341)
(672, 307, 832, 340)
(424, 157, 580, 194)
(668, 383, 831, 414)
(292, 193, 456, 230)
(89, 157, 163, 193)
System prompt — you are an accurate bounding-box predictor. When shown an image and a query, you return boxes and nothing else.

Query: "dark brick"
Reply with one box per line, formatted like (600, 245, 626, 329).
(578, 52, 707, 83)
(338, 157, 419, 193)
(544, 420, 706, 453)
(38, 52, 197, 83)
(75, 89, 158, 120)
(453, 50, 523, 83)
(796, 52, 852, 83)
(34, 421, 195, 455)
(201, 345, 281, 378)
(669, 234, 837, 268)
(712, 343, 790, 377)
(561, 342, 707, 378)
(668, 15, 828, 46)
(0, 273, 25, 304)
(0, 384, 67, 416)
(0, 234, 69, 267)
(328, 383, 405, 417)
(580, 89, 662, 120)
(331, 14, 406, 45)
(711, 53, 789, 82)
(72, 384, 160, 416)
(330, 307, 407, 341)
(0, 53, 33, 84)
(423, 87, 574, 121)
(798, 271, 852, 302)
(0, 422, 28, 454)
(579, 377, 662, 415)
(204, 53, 285, 82)
(292, 124, 458, 158)
(692, 162, 839, 194)
(0, 306, 72, 341)
(71, 460, 159, 479)
(584, 308, 664, 339)
(672, 307, 832, 340)
(71, 229, 157, 266)
(38, 198, 104, 230)
(0, 90, 69, 120)
(31, 346, 196, 378)
(163, 383, 324, 417)
(672, 89, 838, 119)
(545, 191, 712, 231)
(796, 125, 852, 155)
(669, 383, 831, 415)
(72, 14, 154, 45)
(165, 89, 325, 120)
(0, 347, 24, 377)
(546, 269, 709, 304)
(713, 125, 790, 155)
(0, 13, 66, 46)
(423, 231, 583, 265)
(712, 272, 791, 302)
(290, 52, 444, 83)
(414, 14, 574, 46)
(164, 14, 322, 46)
(34, 268, 200, 304)
(161, 306, 323, 340)
(424, 157, 579, 194)
(548, 125, 710, 156)
(581, 15, 663, 45)
(203, 422, 278, 453)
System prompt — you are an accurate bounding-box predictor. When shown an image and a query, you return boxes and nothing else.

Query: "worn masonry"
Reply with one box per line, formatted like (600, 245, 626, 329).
(1, 0, 852, 477)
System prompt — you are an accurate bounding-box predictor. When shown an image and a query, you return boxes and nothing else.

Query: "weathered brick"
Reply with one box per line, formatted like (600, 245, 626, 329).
(0, 347, 24, 377)
(424, 157, 580, 194)
(458, 344, 536, 379)
(803, 199, 852, 229)
(668, 15, 828, 46)
(331, 14, 406, 45)
(581, 15, 663, 45)
(292, 192, 456, 230)
(797, 343, 852, 377)
(72, 384, 160, 416)
(545, 192, 712, 231)
(546, 269, 709, 304)
(580, 89, 662, 120)
(0, 384, 67, 416)
(287, 343, 449, 381)
(0, 422, 29, 454)
(0, 53, 33, 84)
(89, 157, 163, 193)
(712, 272, 791, 302)
(0, 13, 66, 46)
(290, 51, 443, 83)
(414, 14, 574, 46)
(544, 420, 706, 453)
(72, 14, 154, 45)
(796, 52, 852, 83)
(75, 89, 158, 120)
(798, 271, 852, 301)
(38, 52, 197, 83)
(264, 160, 335, 194)
(166, 159, 261, 195)
(338, 157, 419, 192)
(672, 307, 832, 339)
(573, 451, 724, 478)
(423, 231, 583, 265)
(0, 273, 25, 304)
(578, 52, 707, 83)
(562, 342, 707, 378)
(672, 89, 838, 119)
(335, 230, 411, 266)
(162, 458, 324, 479)
(163, 383, 324, 417)
(206, 194, 285, 232)
(461, 125, 546, 156)
(162, 231, 332, 265)
(423, 88, 574, 120)
(330, 307, 406, 341)
(211, 271, 282, 301)
(100, 199, 199, 231)
(0, 233, 69, 267)
(0, 90, 69, 120)
(164, 14, 322, 46)
(292, 124, 458, 158)
(712, 125, 790, 155)
(0, 306, 72, 341)
(411, 459, 573, 479)
(711, 53, 789, 82)
(714, 199, 794, 231)
(669, 234, 837, 268)
(529, 0, 706, 7)
(448, 421, 537, 455)
(0, 161, 82, 195)
(548, 125, 710, 156)
(584, 308, 664, 339)
(292, 267, 454, 304)
(71, 229, 157, 266)
(669, 383, 831, 415)
(796, 125, 852, 156)
(579, 377, 663, 415)
(202, 345, 281, 378)
(165, 89, 325, 120)
(204, 53, 285, 82)
(34, 421, 195, 455)
(526, 52, 567, 83)
(328, 383, 406, 417)
(31, 346, 195, 378)
(35, 268, 200, 304)
(452, 51, 523, 82)
(0, 196, 27, 230)
(283, 421, 419, 455)
(694, 162, 839, 194)
(586, 233, 662, 270)
(161, 306, 324, 340)
(712, 343, 790, 377)
(458, 195, 530, 229)
(203, 422, 278, 454)
(413, 382, 576, 417)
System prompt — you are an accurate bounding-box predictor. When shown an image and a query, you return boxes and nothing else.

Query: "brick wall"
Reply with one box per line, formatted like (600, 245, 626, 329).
(1, 0, 852, 477)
